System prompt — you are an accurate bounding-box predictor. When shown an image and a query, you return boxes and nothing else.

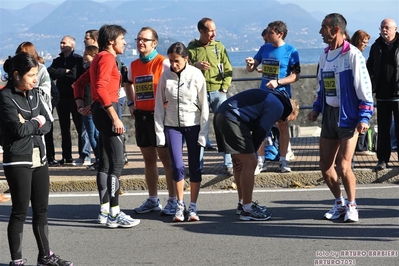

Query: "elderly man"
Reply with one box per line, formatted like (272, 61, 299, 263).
(47, 36, 85, 165)
(367, 18, 399, 170)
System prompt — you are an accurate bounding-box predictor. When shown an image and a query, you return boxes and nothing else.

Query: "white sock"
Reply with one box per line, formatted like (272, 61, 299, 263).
(100, 202, 109, 214)
(335, 196, 345, 205)
(110, 206, 121, 217)
(279, 157, 286, 162)
(168, 196, 177, 202)
(243, 203, 252, 212)
(149, 196, 158, 202)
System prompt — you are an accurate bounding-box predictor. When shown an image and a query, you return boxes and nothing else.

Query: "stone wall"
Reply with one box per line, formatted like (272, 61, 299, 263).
(52, 64, 377, 146)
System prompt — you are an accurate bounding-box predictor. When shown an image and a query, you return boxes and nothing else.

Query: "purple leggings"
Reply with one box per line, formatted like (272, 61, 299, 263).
(164, 125, 202, 182)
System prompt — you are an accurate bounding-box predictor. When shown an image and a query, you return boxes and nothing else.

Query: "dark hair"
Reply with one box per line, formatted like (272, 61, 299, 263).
(84, 45, 99, 58)
(324, 13, 347, 33)
(261, 28, 268, 37)
(3, 52, 38, 83)
(197, 17, 212, 32)
(268, 20, 288, 40)
(350, 30, 370, 50)
(138, 27, 159, 42)
(85, 29, 99, 42)
(167, 42, 189, 58)
(15, 41, 44, 64)
(98, 24, 127, 52)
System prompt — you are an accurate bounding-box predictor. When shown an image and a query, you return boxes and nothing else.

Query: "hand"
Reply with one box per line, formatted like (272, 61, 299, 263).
(245, 57, 255, 68)
(307, 111, 319, 122)
(78, 106, 92, 116)
(33, 115, 46, 128)
(112, 118, 124, 135)
(195, 61, 210, 70)
(266, 80, 278, 89)
(356, 122, 369, 134)
(128, 104, 136, 118)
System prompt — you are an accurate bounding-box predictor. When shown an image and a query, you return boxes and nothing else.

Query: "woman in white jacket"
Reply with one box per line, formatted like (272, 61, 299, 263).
(154, 42, 209, 222)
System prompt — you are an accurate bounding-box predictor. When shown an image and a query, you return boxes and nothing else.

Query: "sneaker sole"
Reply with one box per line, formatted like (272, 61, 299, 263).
(239, 213, 272, 221)
(188, 215, 200, 221)
(106, 220, 140, 228)
(173, 217, 185, 222)
(324, 213, 345, 220)
(134, 207, 162, 214)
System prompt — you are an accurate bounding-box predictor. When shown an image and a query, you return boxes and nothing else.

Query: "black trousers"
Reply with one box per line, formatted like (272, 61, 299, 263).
(56, 96, 82, 160)
(376, 100, 399, 163)
(5, 165, 50, 260)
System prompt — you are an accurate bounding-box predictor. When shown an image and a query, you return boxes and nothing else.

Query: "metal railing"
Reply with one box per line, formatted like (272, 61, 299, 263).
(232, 74, 317, 110)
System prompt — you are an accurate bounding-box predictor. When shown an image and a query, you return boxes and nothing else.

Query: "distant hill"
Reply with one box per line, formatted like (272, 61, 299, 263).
(0, 0, 387, 61)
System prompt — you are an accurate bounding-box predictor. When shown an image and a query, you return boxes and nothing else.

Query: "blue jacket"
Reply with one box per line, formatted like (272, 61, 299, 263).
(313, 41, 374, 127)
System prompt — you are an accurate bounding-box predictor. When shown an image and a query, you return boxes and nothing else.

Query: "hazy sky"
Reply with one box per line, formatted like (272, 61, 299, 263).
(1, 0, 398, 15)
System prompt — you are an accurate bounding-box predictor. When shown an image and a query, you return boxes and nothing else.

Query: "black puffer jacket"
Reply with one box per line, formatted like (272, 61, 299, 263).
(0, 85, 51, 167)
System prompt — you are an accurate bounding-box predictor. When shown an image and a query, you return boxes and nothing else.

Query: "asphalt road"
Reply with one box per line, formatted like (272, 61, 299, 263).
(0, 184, 398, 266)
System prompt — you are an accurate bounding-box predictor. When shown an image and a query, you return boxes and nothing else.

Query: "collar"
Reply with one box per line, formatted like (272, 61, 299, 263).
(324, 40, 351, 55)
(139, 49, 158, 63)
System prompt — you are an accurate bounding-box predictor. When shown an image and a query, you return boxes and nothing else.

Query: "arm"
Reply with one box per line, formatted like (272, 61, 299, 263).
(220, 46, 233, 91)
(0, 91, 44, 138)
(196, 71, 209, 147)
(73, 69, 90, 101)
(124, 64, 136, 117)
(154, 74, 167, 147)
(245, 57, 260, 73)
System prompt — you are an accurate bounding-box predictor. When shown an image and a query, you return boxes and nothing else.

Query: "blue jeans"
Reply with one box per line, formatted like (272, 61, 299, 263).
(117, 96, 126, 119)
(80, 122, 91, 160)
(200, 90, 232, 168)
(82, 114, 99, 161)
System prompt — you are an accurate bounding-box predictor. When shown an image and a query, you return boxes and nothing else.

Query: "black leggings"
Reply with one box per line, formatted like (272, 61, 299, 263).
(92, 102, 124, 207)
(4, 165, 50, 260)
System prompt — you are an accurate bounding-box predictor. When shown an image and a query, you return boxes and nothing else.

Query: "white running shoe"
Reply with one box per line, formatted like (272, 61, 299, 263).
(106, 212, 140, 228)
(344, 203, 359, 222)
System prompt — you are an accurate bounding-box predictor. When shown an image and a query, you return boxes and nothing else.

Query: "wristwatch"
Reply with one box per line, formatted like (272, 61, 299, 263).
(277, 79, 282, 86)
(127, 99, 134, 106)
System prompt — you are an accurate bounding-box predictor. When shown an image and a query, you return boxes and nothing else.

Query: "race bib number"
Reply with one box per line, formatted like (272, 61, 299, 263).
(322, 71, 337, 96)
(135, 75, 155, 101)
(262, 59, 280, 80)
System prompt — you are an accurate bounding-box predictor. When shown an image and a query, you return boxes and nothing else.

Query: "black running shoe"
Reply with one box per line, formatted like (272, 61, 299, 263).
(37, 252, 73, 266)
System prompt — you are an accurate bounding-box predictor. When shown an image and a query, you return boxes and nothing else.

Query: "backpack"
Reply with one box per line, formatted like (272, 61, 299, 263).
(264, 126, 280, 161)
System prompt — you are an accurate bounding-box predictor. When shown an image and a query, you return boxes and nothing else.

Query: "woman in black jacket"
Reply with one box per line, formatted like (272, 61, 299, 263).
(0, 53, 73, 266)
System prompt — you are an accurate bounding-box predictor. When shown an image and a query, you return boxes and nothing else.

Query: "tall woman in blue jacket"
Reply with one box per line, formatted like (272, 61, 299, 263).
(0, 53, 72, 266)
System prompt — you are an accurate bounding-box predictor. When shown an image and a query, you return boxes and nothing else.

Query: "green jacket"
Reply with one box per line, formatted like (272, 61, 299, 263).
(187, 39, 233, 92)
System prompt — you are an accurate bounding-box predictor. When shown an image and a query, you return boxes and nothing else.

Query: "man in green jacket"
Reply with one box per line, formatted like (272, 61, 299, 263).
(188, 17, 233, 176)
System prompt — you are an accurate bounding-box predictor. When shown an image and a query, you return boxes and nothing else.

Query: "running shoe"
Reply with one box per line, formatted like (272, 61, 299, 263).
(134, 198, 162, 214)
(236, 202, 267, 215)
(187, 206, 200, 221)
(37, 251, 73, 266)
(239, 206, 272, 221)
(344, 203, 359, 222)
(173, 203, 186, 222)
(106, 212, 140, 228)
(9, 259, 26, 266)
(279, 160, 292, 173)
(161, 199, 177, 216)
(97, 212, 108, 224)
(324, 201, 346, 220)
